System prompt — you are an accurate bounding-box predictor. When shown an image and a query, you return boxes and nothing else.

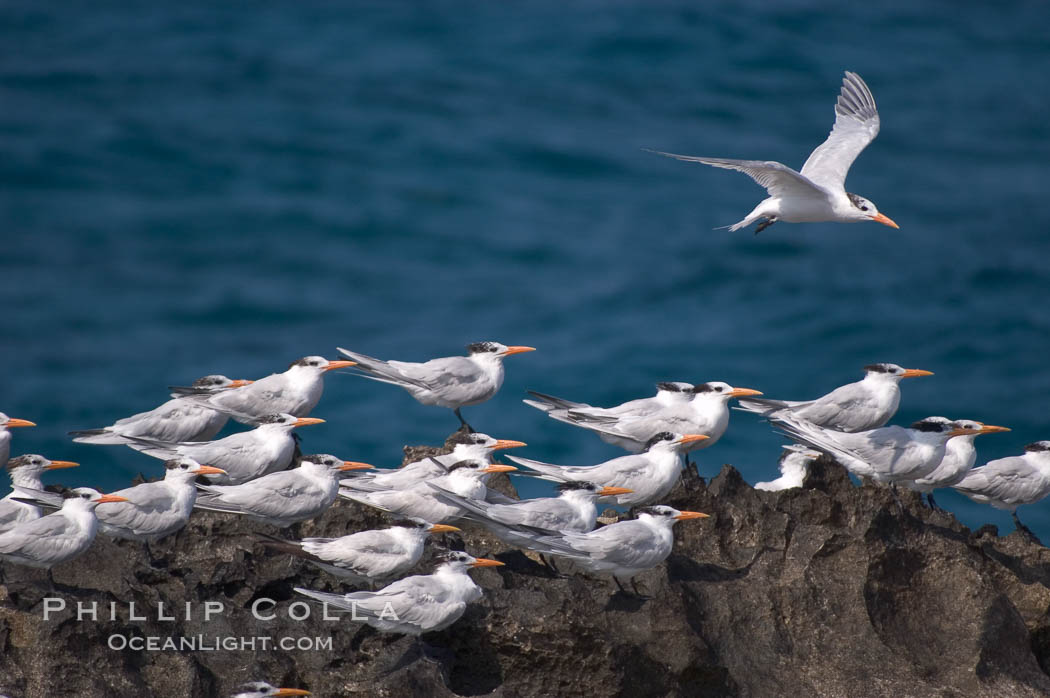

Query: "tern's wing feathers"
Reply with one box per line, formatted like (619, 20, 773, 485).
(647, 151, 830, 200)
(799, 71, 880, 190)
(555, 520, 663, 567)
(953, 458, 1044, 505)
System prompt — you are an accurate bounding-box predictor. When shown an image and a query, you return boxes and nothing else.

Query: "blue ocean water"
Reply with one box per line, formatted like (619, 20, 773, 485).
(2, 2, 1049, 537)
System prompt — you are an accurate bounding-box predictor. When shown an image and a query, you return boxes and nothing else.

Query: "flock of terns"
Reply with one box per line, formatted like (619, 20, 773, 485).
(3, 72, 1046, 695)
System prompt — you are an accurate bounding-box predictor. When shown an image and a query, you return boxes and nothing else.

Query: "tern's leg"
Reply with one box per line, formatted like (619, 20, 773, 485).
(1012, 512, 1042, 544)
(925, 493, 939, 510)
(629, 577, 652, 600)
(889, 484, 904, 514)
(453, 408, 475, 433)
(414, 636, 444, 665)
(754, 217, 777, 234)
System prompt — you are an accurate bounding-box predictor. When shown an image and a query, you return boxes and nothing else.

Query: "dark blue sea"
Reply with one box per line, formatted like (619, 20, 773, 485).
(3, 2, 1049, 538)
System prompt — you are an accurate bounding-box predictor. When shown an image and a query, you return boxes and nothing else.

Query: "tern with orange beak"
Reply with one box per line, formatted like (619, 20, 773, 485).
(171, 356, 355, 424)
(195, 454, 373, 527)
(0, 488, 128, 571)
(229, 681, 310, 698)
(908, 418, 1011, 507)
(295, 550, 504, 636)
(738, 363, 933, 433)
(122, 413, 325, 484)
(508, 432, 710, 505)
(70, 374, 253, 445)
(953, 441, 1050, 540)
(259, 518, 460, 585)
(0, 413, 35, 469)
(337, 342, 535, 429)
(648, 71, 898, 234)
(0, 455, 79, 533)
(526, 381, 761, 452)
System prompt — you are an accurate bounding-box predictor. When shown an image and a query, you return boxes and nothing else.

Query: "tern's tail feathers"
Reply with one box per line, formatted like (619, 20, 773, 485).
(257, 534, 324, 562)
(524, 391, 587, 412)
(336, 347, 432, 391)
(69, 428, 132, 445)
(504, 455, 575, 482)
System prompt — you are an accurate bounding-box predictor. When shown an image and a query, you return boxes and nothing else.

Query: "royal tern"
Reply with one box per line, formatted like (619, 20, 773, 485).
(195, 454, 372, 527)
(229, 683, 310, 698)
(340, 432, 526, 493)
(754, 445, 822, 492)
(649, 71, 898, 233)
(737, 363, 933, 432)
(525, 382, 760, 453)
(532, 505, 708, 596)
(94, 458, 227, 543)
(259, 519, 460, 585)
(775, 416, 983, 485)
(172, 357, 354, 424)
(341, 459, 516, 523)
(908, 418, 1010, 506)
(0, 456, 79, 533)
(0, 488, 127, 571)
(295, 551, 504, 635)
(953, 441, 1050, 538)
(123, 413, 324, 485)
(0, 414, 36, 469)
(507, 432, 709, 505)
(337, 342, 535, 428)
(70, 375, 252, 445)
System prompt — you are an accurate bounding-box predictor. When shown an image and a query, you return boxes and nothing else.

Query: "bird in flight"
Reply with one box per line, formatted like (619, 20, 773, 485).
(649, 71, 898, 233)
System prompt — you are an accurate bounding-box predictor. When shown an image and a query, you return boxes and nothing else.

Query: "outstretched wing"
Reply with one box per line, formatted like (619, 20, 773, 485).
(647, 150, 830, 200)
(800, 71, 880, 190)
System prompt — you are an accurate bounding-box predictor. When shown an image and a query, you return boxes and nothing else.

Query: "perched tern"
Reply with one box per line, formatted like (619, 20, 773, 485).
(0, 413, 36, 469)
(532, 505, 708, 596)
(775, 416, 983, 485)
(229, 683, 310, 698)
(337, 342, 535, 428)
(649, 71, 898, 233)
(754, 445, 822, 492)
(507, 432, 709, 506)
(908, 418, 1010, 506)
(525, 382, 759, 453)
(953, 441, 1050, 537)
(0, 455, 79, 533)
(95, 458, 227, 543)
(195, 454, 372, 527)
(341, 459, 517, 523)
(172, 357, 354, 424)
(259, 519, 460, 585)
(70, 375, 252, 445)
(0, 488, 127, 570)
(737, 363, 933, 432)
(295, 550, 504, 635)
(122, 413, 324, 485)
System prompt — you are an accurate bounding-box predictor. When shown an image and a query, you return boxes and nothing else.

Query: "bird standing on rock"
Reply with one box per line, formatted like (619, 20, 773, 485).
(648, 71, 898, 234)
(337, 342, 535, 429)
(953, 441, 1050, 540)
(907, 418, 1010, 507)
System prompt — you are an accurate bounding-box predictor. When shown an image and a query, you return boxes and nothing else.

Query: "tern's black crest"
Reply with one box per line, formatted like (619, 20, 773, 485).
(910, 418, 948, 433)
(643, 432, 677, 451)
(164, 459, 193, 471)
(846, 192, 871, 212)
(557, 481, 599, 493)
(466, 341, 501, 355)
(441, 550, 474, 563)
(1025, 442, 1050, 453)
(256, 414, 288, 425)
(863, 363, 902, 374)
(656, 382, 688, 393)
(6, 455, 44, 471)
(392, 519, 430, 530)
(446, 459, 482, 473)
(191, 375, 230, 388)
(449, 431, 489, 446)
(636, 505, 676, 518)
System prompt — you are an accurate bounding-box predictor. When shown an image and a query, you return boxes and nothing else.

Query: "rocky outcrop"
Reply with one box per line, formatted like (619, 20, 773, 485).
(2, 431, 1050, 697)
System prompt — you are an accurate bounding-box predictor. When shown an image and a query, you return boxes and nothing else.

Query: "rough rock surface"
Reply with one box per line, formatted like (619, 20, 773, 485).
(2, 430, 1050, 697)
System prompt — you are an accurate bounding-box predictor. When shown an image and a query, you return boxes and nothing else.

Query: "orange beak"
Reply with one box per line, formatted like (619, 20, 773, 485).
(727, 388, 763, 398)
(44, 460, 79, 471)
(4, 418, 36, 428)
(502, 346, 536, 356)
(900, 369, 933, 378)
(977, 424, 1011, 434)
(491, 439, 527, 451)
(293, 417, 325, 428)
(481, 464, 518, 474)
(427, 524, 461, 534)
(948, 426, 983, 437)
(470, 558, 505, 568)
(195, 465, 227, 476)
(324, 360, 357, 371)
(677, 434, 710, 445)
(96, 494, 130, 504)
(228, 379, 254, 388)
(871, 212, 899, 229)
(340, 461, 374, 471)
(598, 486, 633, 497)
(674, 511, 710, 520)
(273, 690, 312, 697)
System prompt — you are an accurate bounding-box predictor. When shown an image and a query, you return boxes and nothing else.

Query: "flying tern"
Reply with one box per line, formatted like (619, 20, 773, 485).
(754, 445, 822, 492)
(953, 441, 1050, 538)
(259, 519, 460, 585)
(122, 413, 324, 485)
(0, 455, 79, 533)
(525, 382, 760, 453)
(295, 550, 504, 636)
(195, 454, 373, 527)
(908, 418, 1010, 506)
(737, 363, 933, 432)
(70, 375, 252, 445)
(229, 683, 310, 698)
(337, 342, 535, 428)
(172, 357, 354, 424)
(649, 71, 898, 233)
(507, 432, 709, 505)
(0, 413, 36, 469)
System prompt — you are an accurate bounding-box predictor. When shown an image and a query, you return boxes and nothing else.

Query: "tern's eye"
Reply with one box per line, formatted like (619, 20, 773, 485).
(860, 205, 869, 212)
(181, 463, 188, 470)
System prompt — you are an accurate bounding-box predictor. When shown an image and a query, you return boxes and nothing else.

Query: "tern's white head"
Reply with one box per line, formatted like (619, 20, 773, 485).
(190, 375, 254, 391)
(6, 454, 79, 483)
(557, 481, 633, 500)
(287, 356, 356, 374)
(0, 413, 36, 431)
(60, 487, 129, 511)
(228, 682, 311, 698)
(162, 457, 227, 481)
(909, 417, 983, 441)
(448, 431, 527, 458)
(299, 453, 373, 475)
(862, 363, 934, 382)
(634, 505, 709, 528)
(690, 382, 763, 404)
(944, 419, 1011, 444)
(844, 193, 898, 228)
(642, 432, 711, 453)
(391, 518, 461, 536)
(254, 413, 326, 430)
(435, 550, 505, 574)
(466, 341, 536, 361)
(442, 458, 518, 480)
